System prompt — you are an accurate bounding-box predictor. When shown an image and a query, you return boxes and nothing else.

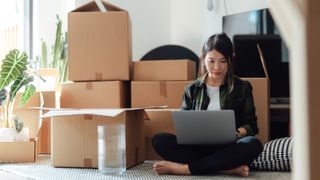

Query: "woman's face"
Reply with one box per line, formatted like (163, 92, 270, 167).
(204, 49, 228, 81)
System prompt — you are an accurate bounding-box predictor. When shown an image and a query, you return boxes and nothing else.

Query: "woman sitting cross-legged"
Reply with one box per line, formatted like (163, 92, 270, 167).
(152, 33, 263, 177)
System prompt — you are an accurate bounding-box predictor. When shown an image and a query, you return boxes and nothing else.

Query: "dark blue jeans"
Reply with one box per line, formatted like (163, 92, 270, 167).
(152, 133, 263, 175)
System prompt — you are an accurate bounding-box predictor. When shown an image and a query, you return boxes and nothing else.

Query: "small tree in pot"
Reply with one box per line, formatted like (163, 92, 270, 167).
(0, 49, 37, 135)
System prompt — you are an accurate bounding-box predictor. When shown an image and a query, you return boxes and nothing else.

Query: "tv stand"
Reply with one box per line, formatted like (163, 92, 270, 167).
(270, 97, 290, 105)
(270, 98, 290, 140)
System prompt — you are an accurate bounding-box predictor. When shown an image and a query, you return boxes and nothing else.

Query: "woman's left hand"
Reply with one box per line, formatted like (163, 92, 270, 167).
(236, 127, 247, 139)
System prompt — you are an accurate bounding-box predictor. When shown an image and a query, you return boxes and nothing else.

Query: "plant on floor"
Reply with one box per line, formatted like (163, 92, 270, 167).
(0, 49, 38, 132)
(36, 15, 68, 82)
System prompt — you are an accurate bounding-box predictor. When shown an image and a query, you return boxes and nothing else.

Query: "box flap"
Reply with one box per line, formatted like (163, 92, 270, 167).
(42, 109, 124, 118)
(41, 106, 167, 118)
(71, 0, 125, 12)
(257, 44, 270, 78)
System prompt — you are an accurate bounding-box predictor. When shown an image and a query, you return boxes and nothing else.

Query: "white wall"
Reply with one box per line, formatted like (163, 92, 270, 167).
(76, 0, 171, 61)
(225, 0, 269, 15)
(171, 0, 222, 56)
(71, 0, 268, 60)
(33, 0, 75, 61)
(171, 0, 268, 56)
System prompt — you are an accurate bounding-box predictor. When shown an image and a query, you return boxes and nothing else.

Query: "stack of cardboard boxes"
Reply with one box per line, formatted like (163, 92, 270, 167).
(24, 0, 269, 167)
(131, 60, 197, 160)
(48, 1, 146, 169)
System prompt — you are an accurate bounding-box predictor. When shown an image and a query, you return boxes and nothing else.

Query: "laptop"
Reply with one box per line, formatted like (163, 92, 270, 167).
(172, 110, 237, 145)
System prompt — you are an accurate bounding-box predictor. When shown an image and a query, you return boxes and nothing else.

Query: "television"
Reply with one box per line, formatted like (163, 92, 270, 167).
(223, 9, 290, 101)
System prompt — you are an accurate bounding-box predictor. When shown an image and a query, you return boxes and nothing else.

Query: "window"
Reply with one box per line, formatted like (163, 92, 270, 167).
(0, 0, 31, 60)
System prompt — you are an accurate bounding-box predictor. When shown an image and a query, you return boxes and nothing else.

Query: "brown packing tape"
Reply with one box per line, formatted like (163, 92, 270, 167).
(84, 115, 93, 120)
(86, 82, 93, 90)
(159, 82, 167, 98)
(95, 73, 103, 81)
(84, 158, 92, 168)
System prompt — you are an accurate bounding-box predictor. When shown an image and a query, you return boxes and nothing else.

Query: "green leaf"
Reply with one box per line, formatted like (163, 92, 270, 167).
(0, 89, 7, 105)
(0, 49, 28, 90)
(19, 84, 36, 107)
(41, 39, 48, 68)
(9, 71, 34, 102)
(52, 15, 62, 68)
(14, 116, 24, 133)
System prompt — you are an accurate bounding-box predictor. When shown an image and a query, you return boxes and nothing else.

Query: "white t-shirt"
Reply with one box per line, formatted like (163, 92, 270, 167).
(206, 85, 221, 110)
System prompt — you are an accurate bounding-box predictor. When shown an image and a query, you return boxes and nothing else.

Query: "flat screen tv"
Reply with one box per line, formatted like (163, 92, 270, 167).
(223, 8, 290, 101)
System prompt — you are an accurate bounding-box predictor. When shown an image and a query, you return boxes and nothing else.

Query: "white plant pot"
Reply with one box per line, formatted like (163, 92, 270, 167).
(0, 127, 29, 142)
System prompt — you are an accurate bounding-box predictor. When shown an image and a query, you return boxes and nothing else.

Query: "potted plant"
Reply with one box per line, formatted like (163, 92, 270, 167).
(36, 15, 68, 83)
(0, 49, 37, 141)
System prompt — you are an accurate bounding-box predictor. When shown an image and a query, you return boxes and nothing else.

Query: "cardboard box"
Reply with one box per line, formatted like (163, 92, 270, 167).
(242, 77, 269, 144)
(131, 81, 193, 108)
(38, 91, 61, 154)
(37, 68, 60, 91)
(0, 92, 42, 162)
(61, 81, 129, 108)
(13, 92, 43, 139)
(0, 139, 37, 162)
(133, 60, 196, 81)
(68, 1, 131, 81)
(45, 108, 146, 168)
(144, 109, 177, 160)
(241, 46, 270, 144)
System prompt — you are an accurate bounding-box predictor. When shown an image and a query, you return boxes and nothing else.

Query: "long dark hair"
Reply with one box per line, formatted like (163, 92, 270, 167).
(198, 33, 234, 93)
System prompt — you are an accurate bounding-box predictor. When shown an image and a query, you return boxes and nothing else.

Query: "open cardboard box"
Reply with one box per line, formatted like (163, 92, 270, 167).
(241, 45, 270, 144)
(44, 107, 163, 168)
(0, 92, 43, 162)
(37, 91, 60, 154)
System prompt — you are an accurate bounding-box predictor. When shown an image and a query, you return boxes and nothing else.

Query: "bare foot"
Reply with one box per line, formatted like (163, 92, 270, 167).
(153, 161, 191, 175)
(220, 165, 250, 177)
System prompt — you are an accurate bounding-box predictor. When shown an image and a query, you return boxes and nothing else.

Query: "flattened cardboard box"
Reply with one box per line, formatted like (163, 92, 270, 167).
(38, 91, 61, 154)
(131, 81, 193, 108)
(0, 92, 42, 162)
(61, 81, 129, 108)
(133, 60, 196, 81)
(68, 0, 131, 81)
(46, 108, 146, 168)
(144, 109, 177, 160)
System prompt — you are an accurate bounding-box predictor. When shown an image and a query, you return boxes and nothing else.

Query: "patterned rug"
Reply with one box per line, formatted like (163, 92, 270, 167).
(0, 155, 291, 180)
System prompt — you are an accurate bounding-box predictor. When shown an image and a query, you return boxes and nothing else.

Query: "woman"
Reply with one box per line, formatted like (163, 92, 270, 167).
(152, 33, 263, 177)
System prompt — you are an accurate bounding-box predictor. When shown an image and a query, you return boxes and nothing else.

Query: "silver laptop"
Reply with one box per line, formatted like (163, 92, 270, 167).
(172, 110, 237, 145)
